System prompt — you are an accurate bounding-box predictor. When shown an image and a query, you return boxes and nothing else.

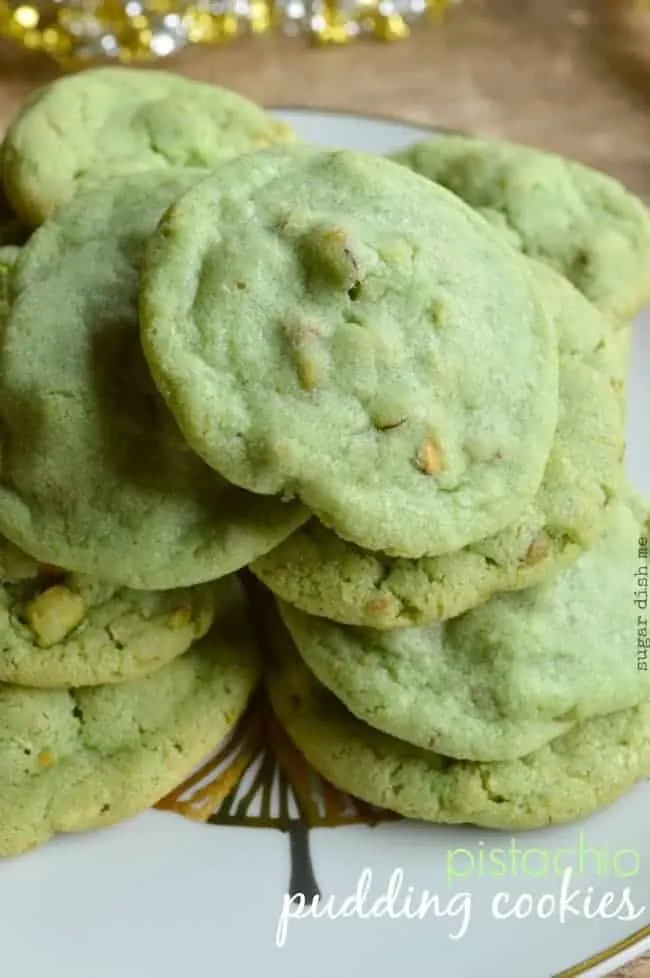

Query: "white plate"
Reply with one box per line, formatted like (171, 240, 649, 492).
(1, 108, 649, 978)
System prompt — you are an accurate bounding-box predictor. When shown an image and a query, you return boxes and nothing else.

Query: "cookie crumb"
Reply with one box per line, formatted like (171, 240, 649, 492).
(416, 439, 443, 475)
(524, 533, 551, 564)
(25, 585, 86, 647)
(313, 226, 363, 295)
(284, 319, 324, 391)
(365, 597, 394, 615)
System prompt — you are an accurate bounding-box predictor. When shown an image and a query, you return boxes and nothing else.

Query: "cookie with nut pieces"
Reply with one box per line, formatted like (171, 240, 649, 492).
(0, 575, 261, 857)
(0, 552, 229, 688)
(1, 67, 295, 227)
(0, 170, 306, 589)
(253, 261, 624, 626)
(140, 145, 559, 559)
(265, 595, 650, 830)
(278, 501, 647, 762)
(391, 134, 650, 321)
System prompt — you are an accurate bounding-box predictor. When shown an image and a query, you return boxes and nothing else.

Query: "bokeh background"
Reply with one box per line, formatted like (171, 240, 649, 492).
(1, 1, 650, 194)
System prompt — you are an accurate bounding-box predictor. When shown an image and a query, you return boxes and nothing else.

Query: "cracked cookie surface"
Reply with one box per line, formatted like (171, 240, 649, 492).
(0, 170, 306, 588)
(0, 576, 260, 857)
(253, 262, 624, 626)
(141, 146, 558, 558)
(1, 67, 295, 226)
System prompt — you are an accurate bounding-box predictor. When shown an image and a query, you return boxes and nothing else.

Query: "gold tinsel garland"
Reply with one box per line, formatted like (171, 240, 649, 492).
(0, 0, 454, 65)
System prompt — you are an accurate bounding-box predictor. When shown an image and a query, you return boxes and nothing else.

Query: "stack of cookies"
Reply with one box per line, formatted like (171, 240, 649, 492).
(0, 68, 301, 857)
(253, 140, 650, 829)
(0, 67, 647, 857)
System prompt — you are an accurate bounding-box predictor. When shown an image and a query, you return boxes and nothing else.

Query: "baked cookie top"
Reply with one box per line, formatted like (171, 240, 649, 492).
(391, 134, 650, 319)
(0, 170, 306, 588)
(0, 563, 229, 688)
(1, 67, 295, 226)
(141, 146, 558, 558)
(253, 262, 623, 626)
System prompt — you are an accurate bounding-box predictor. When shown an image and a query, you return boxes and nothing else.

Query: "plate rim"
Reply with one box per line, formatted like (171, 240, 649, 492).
(267, 103, 465, 137)
(556, 925, 650, 978)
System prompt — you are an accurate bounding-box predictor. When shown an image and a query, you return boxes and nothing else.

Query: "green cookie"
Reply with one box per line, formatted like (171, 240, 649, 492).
(1, 67, 295, 226)
(0, 147, 29, 246)
(0, 563, 228, 688)
(0, 579, 261, 857)
(280, 501, 648, 762)
(266, 608, 650, 830)
(253, 263, 624, 627)
(0, 171, 306, 589)
(608, 326, 631, 415)
(0, 197, 27, 247)
(0, 245, 19, 321)
(391, 135, 650, 320)
(141, 146, 558, 559)
(0, 535, 42, 582)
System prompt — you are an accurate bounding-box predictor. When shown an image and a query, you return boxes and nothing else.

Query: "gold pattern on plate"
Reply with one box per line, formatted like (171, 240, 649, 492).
(156, 688, 650, 977)
(157, 690, 400, 829)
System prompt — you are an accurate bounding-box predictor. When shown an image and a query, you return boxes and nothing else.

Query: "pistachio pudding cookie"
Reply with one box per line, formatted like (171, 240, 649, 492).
(0, 170, 306, 589)
(279, 500, 647, 762)
(253, 262, 624, 627)
(141, 146, 559, 559)
(391, 135, 650, 320)
(0, 146, 28, 246)
(0, 577, 261, 857)
(607, 326, 632, 415)
(1, 68, 295, 226)
(0, 189, 27, 247)
(265, 606, 650, 830)
(0, 565, 227, 688)
(0, 245, 19, 320)
(0, 535, 42, 583)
